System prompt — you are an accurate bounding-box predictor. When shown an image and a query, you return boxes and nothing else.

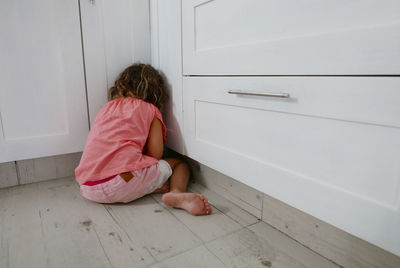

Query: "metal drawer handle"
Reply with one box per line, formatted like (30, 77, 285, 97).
(228, 90, 290, 98)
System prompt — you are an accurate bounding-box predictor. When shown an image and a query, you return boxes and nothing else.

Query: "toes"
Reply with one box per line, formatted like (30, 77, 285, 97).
(206, 206, 212, 214)
(201, 197, 212, 214)
(203, 208, 210, 215)
(199, 195, 208, 204)
(204, 203, 212, 214)
(191, 194, 212, 215)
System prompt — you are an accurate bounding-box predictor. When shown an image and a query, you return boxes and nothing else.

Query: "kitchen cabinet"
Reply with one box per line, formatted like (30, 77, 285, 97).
(182, 0, 400, 75)
(0, 0, 151, 162)
(80, 0, 151, 125)
(0, 0, 89, 162)
(150, 0, 184, 154)
(183, 76, 400, 255)
(152, 0, 400, 256)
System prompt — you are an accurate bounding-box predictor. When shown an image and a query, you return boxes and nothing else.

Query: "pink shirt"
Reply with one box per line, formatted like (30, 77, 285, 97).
(75, 97, 166, 185)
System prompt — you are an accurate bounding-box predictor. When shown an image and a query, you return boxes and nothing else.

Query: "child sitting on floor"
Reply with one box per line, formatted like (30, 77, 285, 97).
(75, 64, 211, 216)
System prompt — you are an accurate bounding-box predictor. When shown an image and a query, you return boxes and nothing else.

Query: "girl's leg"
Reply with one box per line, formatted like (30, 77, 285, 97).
(163, 158, 190, 193)
(152, 180, 170, 194)
(161, 158, 212, 216)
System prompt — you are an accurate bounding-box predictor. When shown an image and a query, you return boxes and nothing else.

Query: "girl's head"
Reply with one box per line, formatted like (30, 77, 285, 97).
(108, 63, 169, 110)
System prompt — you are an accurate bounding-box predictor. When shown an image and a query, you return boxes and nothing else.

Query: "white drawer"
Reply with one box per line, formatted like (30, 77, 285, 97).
(183, 76, 400, 255)
(182, 0, 400, 75)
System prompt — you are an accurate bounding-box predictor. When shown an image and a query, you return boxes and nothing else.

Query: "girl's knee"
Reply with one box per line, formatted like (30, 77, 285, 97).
(177, 160, 189, 171)
(163, 158, 187, 171)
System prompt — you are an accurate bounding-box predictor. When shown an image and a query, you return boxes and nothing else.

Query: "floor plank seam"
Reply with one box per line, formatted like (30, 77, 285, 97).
(38, 209, 51, 268)
(247, 220, 345, 268)
(192, 182, 262, 218)
(211, 181, 262, 211)
(149, 194, 204, 241)
(261, 192, 264, 220)
(14, 161, 21, 185)
(0, 232, 10, 268)
(148, 195, 250, 265)
(147, 195, 207, 263)
(244, 225, 312, 268)
(1, 196, 10, 268)
(245, 220, 262, 228)
(197, 182, 343, 267)
(146, 244, 207, 267)
(202, 225, 248, 246)
(150, 193, 244, 238)
(203, 243, 230, 268)
(103, 204, 158, 263)
(93, 226, 115, 268)
(207, 202, 258, 229)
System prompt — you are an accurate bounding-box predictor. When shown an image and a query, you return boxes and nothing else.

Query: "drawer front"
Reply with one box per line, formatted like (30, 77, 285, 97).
(183, 77, 400, 255)
(182, 0, 400, 75)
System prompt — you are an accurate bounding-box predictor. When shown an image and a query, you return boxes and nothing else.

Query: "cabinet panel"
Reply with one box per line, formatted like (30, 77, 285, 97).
(150, 0, 185, 154)
(182, 0, 400, 75)
(0, 0, 89, 162)
(80, 0, 151, 125)
(183, 76, 400, 255)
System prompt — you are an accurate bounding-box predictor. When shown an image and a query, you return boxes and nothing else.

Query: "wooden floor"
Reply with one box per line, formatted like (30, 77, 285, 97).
(0, 177, 340, 268)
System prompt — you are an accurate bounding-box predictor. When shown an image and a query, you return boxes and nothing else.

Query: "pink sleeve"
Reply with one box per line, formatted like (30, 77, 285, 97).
(153, 106, 167, 144)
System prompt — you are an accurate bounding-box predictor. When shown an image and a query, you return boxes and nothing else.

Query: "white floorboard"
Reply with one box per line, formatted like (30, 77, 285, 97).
(152, 193, 243, 243)
(149, 245, 225, 268)
(0, 177, 340, 268)
(105, 196, 202, 261)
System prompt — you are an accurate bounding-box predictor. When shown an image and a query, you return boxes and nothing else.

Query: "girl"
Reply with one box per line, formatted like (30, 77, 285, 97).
(75, 64, 211, 216)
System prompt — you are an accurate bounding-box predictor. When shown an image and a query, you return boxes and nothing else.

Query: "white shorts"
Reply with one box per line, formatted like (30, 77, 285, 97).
(80, 160, 172, 203)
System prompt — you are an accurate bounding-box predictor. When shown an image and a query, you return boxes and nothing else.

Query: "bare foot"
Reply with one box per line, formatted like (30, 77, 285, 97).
(162, 192, 212, 216)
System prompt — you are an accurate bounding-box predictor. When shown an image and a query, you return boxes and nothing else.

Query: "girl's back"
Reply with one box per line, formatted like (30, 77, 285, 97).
(75, 97, 166, 185)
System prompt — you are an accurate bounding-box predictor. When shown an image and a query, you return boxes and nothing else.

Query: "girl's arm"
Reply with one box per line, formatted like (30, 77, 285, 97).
(144, 117, 164, 159)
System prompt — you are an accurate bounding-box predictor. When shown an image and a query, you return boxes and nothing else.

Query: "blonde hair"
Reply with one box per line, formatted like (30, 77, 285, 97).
(107, 63, 169, 110)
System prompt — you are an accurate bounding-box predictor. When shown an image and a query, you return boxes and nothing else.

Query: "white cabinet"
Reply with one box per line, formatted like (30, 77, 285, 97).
(0, 0, 151, 163)
(0, 0, 89, 162)
(182, 0, 400, 75)
(153, 0, 400, 255)
(81, 0, 151, 125)
(150, 0, 185, 154)
(183, 76, 400, 255)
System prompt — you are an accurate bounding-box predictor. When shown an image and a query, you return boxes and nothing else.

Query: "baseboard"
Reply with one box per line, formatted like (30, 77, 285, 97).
(0, 152, 82, 188)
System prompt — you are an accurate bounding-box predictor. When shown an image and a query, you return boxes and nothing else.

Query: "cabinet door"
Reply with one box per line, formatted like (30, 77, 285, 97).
(0, 0, 89, 162)
(80, 0, 151, 125)
(150, 0, 185, 154)
(182, 0, 400, 75)
(183, 76, 400, 255)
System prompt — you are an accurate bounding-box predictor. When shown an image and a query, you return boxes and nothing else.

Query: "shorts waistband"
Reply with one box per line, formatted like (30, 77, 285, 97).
(83, 175, 117, 186)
